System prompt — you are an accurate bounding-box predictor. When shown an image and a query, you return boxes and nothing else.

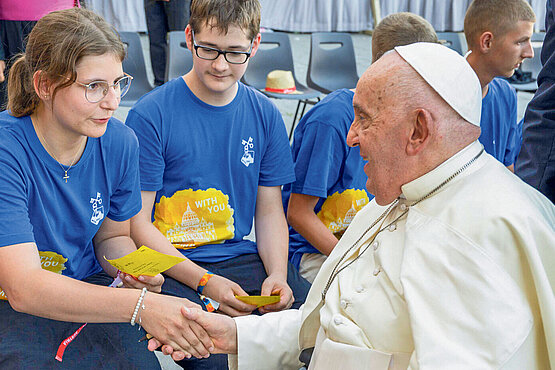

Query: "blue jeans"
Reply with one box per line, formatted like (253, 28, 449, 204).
(0, 272, 160, 369)
(162, 252, 312, 369)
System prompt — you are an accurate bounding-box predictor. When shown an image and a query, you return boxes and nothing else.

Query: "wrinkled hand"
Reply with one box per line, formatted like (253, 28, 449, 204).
(148, 307, 237, 361)
(258, 274, 294, 313)
(121, 272, 164, 293)
(202, 275, 256, 316)
(141, 294, 214, 360)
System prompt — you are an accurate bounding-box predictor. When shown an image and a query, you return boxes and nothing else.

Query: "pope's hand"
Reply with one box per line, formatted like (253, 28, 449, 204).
(148, 306, 238, 361)
(141, 295, 214, 359)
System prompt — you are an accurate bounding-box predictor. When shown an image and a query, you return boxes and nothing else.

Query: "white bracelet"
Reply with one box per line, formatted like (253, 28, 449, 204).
(131, 287, 147, 326)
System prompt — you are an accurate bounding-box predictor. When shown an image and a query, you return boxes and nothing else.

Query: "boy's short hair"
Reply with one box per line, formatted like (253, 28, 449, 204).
(372, 12, 439, 62)
(189, 0, 261, 41)
(464, 0, 536, 48)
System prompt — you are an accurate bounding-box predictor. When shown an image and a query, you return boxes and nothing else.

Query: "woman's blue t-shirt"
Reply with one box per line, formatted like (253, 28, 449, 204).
(0, 112, 142, 282)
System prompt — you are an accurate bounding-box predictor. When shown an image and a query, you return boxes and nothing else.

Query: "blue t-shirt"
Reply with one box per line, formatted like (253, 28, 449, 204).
(0, 112, 142, 281)
(126, 78, 295, 263)
(479, 77, 520, 166)
(282, 89, 373, 268)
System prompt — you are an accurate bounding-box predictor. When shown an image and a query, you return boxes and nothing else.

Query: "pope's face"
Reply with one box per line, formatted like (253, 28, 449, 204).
(347, 57, 409, 205)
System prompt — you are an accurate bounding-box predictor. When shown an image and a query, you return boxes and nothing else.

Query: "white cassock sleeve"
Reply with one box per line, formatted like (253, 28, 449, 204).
(229, 309, 304, 370)
(400, 212, 543, 369)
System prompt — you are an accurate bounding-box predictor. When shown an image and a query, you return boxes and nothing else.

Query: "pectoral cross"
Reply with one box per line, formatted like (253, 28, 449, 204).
(63, 171, 69, 183)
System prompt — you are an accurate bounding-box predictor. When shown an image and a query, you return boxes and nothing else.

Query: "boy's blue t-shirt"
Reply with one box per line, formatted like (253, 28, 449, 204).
(0, 112, 142, 281)
(126, 78, 295, 263)
(479, 77, 520, 166)
(282, 89, 373, 268)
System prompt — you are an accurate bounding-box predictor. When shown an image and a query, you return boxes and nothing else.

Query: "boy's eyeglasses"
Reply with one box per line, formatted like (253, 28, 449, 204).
(73, 73, 133, 103)
(192, 31, 253, 65)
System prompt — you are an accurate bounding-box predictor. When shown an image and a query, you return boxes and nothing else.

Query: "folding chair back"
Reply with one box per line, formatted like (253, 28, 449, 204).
(436, 32, 465, 55)
(165, 30, 193, 82)
(307, 32, 359, 94)
(242, 32, 317, 98)
(119, 31, 153, 107)
(242, 32, 321, 139)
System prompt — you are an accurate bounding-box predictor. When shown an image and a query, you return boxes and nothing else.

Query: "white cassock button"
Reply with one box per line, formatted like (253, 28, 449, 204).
(334, 316, 343, 325)
(340, 299, 347, 309)
(372, 241, 379, 250)
(373, 267, 381, 276)
(355, 286, 364, 293)
(388, 223, 397, 232)
(399, 203, 408, 211)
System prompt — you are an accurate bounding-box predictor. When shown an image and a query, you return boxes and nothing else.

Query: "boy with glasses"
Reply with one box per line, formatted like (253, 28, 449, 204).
(126, 0, 310, 367)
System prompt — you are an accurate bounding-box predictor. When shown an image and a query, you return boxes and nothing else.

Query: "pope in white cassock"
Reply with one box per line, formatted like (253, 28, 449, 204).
(150, 42, 555, 370)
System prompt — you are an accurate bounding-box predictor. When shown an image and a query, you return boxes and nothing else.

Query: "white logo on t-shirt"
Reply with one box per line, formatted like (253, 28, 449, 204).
(90, 192, 105, 225)
(241, 137, 255, 167)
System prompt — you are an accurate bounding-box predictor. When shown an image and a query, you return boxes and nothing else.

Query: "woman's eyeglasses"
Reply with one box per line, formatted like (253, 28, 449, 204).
(73, 73, 133, 103)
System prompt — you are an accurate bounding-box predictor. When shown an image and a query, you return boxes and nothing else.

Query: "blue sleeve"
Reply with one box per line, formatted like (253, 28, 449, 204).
(0, 138, 35, 247)
(503, 88, 519, 166)
(106, 129, 142, 221)
(258, 106, 296, 187)
(291, 122, 345, 198)
(515, 0, 555, 202)
(125, 108, 166, 192)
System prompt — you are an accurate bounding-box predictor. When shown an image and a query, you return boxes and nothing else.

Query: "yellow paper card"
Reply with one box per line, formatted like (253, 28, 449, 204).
(104, 245, 185, 277)
(235, 295, 280, 307)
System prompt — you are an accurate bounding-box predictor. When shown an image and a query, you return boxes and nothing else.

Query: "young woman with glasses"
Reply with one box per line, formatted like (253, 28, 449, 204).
(0, 7, 213, 367)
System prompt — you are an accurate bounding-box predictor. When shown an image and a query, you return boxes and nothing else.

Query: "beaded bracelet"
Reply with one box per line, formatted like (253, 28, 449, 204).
(196, 271, 214, 295)
(131, 287, 147, 326)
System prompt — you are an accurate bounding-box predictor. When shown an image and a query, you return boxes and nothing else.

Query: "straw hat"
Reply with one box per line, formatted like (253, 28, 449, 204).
(265, 70, 301, 94)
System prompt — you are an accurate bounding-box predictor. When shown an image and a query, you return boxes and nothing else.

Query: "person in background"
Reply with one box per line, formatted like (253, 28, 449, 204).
(464, 0, 536, 171)
(144, 0, 191, 86)
(0, 8, 214, 368)
(127, 0, 310, 368)
(516, 0, 555, 203)
(152, 42, 554, 370)
(283, 12, 439, 283)
(0, 0, 80, 110)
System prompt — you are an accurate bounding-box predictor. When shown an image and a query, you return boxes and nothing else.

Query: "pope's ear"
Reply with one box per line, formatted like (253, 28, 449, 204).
(406, 108, 430, 156)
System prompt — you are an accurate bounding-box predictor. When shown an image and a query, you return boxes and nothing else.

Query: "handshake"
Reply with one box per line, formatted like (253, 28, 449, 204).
(147, 305, 238, 361)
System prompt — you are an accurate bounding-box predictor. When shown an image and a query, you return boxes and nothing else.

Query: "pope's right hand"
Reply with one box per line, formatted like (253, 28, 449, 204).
(148, 306, 238, 361)
(140, 294, 215, 359)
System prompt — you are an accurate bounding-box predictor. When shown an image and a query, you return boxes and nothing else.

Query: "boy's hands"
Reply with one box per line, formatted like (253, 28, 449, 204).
(258, 274, 294, 313)
(148, 306, 238, 361)
(202, 275, 256, 316)
(121, 272, 164, 293)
